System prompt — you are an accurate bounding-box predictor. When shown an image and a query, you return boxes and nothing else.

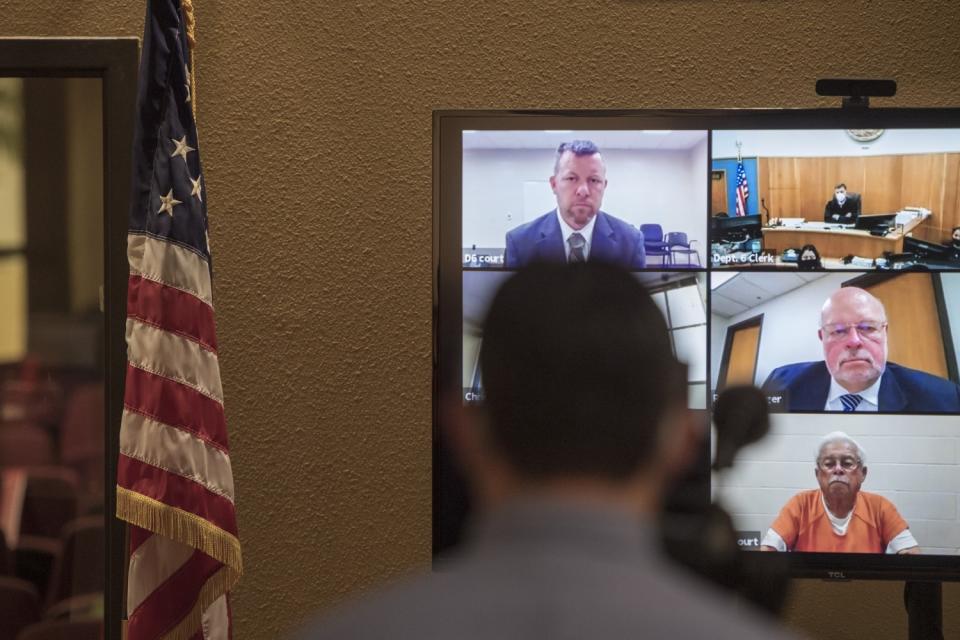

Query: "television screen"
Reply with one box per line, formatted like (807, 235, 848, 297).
(435, 109, 960, 580)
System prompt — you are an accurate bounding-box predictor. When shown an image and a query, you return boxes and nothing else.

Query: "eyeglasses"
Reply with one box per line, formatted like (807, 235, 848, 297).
(818, 456, 861, 472)
(821, 321, 887, 341)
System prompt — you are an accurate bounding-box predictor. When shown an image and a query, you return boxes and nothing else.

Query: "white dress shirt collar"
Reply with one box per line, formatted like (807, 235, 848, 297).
(825, 371, 883, 412)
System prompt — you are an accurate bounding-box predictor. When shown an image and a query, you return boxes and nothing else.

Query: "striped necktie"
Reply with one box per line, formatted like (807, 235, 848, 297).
(568, 232, 586, 263)
(839, 394, 863, 412)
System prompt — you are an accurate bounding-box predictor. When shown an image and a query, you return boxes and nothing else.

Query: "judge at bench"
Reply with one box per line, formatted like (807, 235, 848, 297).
(761, 287, 960, 412)
(504, 140, 646, 269)
(823, 183, 861, 223)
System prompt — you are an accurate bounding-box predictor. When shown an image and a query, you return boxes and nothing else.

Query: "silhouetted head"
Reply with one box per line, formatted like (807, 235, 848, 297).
(479, 262, 687, 481)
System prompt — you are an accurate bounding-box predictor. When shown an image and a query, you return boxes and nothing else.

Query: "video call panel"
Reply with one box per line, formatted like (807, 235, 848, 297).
(462, 130, 709, 270)
(710, 271, 960, 414)
(715, 412, 960, 555)
(463, 271, 709, 409)
(710, 129, 960, 271)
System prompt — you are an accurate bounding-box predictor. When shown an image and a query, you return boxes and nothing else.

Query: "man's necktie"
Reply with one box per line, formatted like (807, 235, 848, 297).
(839, 394, 863, 412)
(568, 232, 586, 263)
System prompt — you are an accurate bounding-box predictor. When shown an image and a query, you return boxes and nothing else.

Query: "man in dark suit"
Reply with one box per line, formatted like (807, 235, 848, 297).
(823, 183, 861, 223)
(504, 140, 646, 268)
(762, 287, 960, 412)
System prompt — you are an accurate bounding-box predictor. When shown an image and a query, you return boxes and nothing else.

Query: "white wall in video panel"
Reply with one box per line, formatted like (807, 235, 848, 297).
(461, 133, 708, 262)
(710, 273, 846, 389)
(715, 413, 960, 554)
(712, 129, 960, 159)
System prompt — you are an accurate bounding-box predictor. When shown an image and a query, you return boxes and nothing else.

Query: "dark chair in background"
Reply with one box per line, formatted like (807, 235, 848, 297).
(58, 383, 105, 510)
(14, 619, 100, 640)
(18, 469, 78, 540)
(13, 538, 59, 606)
(0, 577, 41, 640)
(0, 521, 11, 575)
(664, 232, 701, 267)
(640, 223, 671, 265)
(45, 516, 104, 610)
(848, 192, 862, 215)
(0, 423, 55, 468)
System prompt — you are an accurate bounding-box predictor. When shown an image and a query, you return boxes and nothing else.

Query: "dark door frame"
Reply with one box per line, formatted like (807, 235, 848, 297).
(0, 37, 139, 640)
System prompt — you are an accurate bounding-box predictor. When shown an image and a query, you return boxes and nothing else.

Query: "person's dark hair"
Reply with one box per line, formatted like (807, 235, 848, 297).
(554, 139, 602, 175)
(797, 244, 822, 270)
(835, 183, 847, 190)
(479, 262, 685, 480)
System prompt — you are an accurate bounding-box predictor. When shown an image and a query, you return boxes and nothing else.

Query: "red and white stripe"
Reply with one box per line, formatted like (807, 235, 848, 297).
(735, 184, 748, 217)
(120, 232, 240, 640)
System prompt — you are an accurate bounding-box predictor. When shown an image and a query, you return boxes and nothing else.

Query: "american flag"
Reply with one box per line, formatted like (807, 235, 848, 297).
(734, 159, 749, 217)
(117, 1, 242, 639)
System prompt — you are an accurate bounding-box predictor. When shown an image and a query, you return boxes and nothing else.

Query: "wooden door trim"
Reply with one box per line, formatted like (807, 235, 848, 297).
(718, 313, 764, 390)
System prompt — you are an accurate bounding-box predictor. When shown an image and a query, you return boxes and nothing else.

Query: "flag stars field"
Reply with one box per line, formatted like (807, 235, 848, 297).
(158, 189, 182, 216)
(191, 175, 203, 201)
(171, 135, 196, 162)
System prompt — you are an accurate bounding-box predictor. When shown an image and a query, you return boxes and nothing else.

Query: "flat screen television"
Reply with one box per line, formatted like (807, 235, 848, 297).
(434, 108, 960, 583)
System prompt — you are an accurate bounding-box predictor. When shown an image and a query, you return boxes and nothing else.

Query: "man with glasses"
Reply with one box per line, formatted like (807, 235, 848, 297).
(760, 432, 918, 553)
(761, 286, 960, 412)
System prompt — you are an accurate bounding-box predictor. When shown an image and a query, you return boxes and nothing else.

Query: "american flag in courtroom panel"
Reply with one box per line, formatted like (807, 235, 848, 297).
(734, 159, 750, 217)
(117, 1, 242, 639)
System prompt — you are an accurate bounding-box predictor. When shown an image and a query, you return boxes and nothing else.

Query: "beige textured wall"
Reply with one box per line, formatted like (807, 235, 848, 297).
(3, 1, 960, 638)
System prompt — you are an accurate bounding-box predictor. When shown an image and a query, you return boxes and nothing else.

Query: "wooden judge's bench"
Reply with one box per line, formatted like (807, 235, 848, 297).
(760, 212, 931, 259)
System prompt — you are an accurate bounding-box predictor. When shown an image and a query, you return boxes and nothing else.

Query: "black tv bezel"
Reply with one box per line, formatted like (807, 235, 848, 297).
(433, 108, 960, 582)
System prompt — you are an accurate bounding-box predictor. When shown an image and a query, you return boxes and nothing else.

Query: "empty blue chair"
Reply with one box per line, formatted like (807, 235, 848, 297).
(664, 231, 701, 267)
(640, 224, 671, 265)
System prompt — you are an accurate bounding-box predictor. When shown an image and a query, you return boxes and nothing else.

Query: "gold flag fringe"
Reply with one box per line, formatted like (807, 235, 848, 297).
(161, 565, 236, 640)
(181, 0, 197, 118)
(117, 487, 243, 574)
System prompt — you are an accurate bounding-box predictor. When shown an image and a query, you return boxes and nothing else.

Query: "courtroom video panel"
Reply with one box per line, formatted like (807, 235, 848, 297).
(462, 130, 708, 271)
(713, 413, 960, 555)
(463, 270, 708, 408)
(710, 271, 960, 415)
(709, 129, 960, 270)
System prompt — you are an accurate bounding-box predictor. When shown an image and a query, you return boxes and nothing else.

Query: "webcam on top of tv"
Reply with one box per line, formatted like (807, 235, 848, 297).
(816, 78, 897, 109)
